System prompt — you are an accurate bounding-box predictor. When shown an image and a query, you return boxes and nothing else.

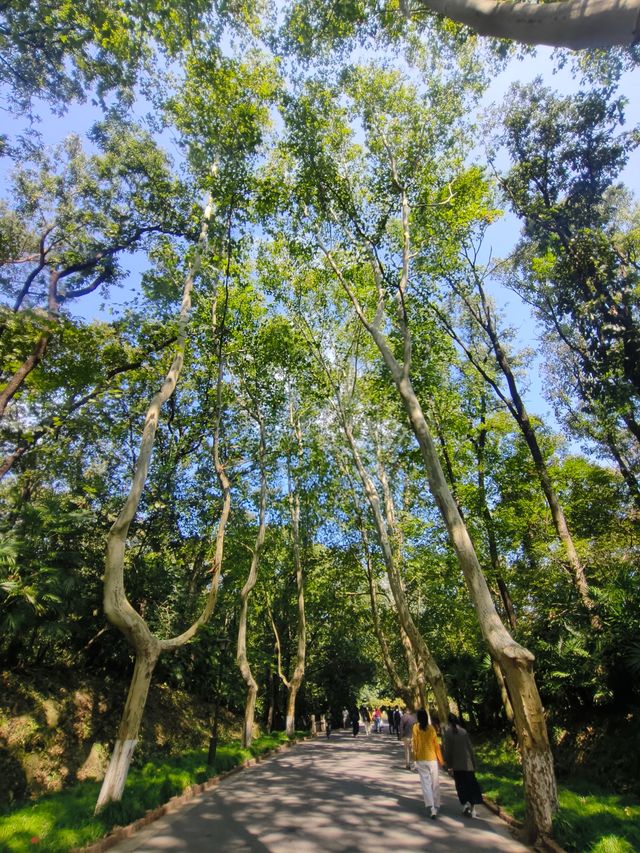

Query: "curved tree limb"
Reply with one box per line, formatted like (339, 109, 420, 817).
(408, 0, 640, 49)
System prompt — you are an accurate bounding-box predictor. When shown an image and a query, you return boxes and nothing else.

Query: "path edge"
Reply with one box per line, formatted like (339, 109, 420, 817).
(73, 735, 313, 853)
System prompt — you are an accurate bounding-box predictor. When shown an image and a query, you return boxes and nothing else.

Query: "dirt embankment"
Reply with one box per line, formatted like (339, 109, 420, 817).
(552, 711, 640, 795)
(0, 669, 234, 808)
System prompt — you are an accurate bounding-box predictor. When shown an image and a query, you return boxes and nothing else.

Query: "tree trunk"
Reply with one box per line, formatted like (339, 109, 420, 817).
(237, 412, 268, 748)
(96, 643, 160, 810)
(0, 265, 62, 420)
(285, 402, 307, 738)
(474, 403, 518, 631)
(403, 0, 640, 49)
(400, 624, 424, 708)
(284, 548, 306, 737)
(492, 658, 515, 724)
(0, 445, 28, 479)
(340, 409, 450, 723)
(241, 668, 259, 748)
(237, 556, 261, 748)
(265, 668, 275, 733)
(285, 687, 297, 737)
(481, 289, 600, 629)
(451, 279, 600, 628)
(376, 436, 448, 718)
(357, 508, 412, 702)
(605, 431, 640, 510)
(396, 370, 557, 838)
(0, 331, 51, 420)
(519, 413, 600, 628)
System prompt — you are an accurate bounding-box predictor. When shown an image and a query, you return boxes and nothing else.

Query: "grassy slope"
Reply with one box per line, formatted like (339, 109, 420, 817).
(475, 738, 640, 853)
(0, 669, 222, 808)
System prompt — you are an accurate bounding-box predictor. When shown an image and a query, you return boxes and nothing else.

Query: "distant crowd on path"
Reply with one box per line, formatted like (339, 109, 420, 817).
(335, 703, 483, 822)
(340, 704, 404, 737)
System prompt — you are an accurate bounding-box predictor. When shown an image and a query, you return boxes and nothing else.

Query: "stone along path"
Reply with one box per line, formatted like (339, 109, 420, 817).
(108, 729, 531, 852)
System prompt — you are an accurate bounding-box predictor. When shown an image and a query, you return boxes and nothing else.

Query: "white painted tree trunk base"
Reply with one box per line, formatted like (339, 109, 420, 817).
(95, 738, 138, 812)
(285, 711, 295, 738)
(522, 745, 557, 838)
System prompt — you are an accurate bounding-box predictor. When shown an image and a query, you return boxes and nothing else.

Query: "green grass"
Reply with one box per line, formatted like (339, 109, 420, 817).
(0, 731, 306, 853)
(475, 737, 640, 853)
(475, 737, 527, 822)
(553, 783, 640, 853)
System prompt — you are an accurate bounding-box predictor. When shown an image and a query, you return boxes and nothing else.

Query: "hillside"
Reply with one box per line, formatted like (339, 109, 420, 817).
(0, 668, 237, 809)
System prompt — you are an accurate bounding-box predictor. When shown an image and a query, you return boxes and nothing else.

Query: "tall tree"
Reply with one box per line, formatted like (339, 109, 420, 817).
(283, 64, 557, 838)
(97, 48, 278, 806)
(498, 82, 640, 487)
(282, 394, 308, 736)
(434, 256, 601, 628)
(96, 182, 220, 809)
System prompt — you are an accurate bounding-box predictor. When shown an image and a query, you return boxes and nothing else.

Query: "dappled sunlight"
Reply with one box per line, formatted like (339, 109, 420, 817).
(115, 733, 530, 852)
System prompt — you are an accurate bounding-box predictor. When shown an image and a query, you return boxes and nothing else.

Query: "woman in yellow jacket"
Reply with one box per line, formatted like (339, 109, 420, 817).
(412, 709, 444, 819)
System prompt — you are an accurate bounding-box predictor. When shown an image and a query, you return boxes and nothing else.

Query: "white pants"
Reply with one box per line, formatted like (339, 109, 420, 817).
(416, 760, 440, 809)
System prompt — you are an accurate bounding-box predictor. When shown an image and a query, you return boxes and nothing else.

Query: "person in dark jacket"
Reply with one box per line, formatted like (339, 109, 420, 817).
(393, 707, 402, 740)
(387, 707, 395, 735)
(351, 706, 360, 737)
(442, 712, 483, 817)
(360, 704, 371, 735)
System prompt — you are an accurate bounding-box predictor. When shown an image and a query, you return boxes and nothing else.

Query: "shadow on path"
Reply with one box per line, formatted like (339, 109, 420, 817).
(111, 731, 531, 852)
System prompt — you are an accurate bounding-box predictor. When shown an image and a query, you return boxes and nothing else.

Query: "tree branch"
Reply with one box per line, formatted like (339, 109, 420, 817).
(409, 0, 640, 49)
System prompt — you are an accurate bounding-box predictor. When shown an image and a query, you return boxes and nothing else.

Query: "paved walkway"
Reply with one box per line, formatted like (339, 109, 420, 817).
(109, 730, 531, 852)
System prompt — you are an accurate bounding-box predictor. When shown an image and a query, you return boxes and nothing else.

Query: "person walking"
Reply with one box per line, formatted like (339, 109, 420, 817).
(400, 706, 417, 769)
(393, 707, 402, 740)
(326, 709, 332, 738)
(373, 707, 382, 733)
(412, 708, 444, 820)
(351, 706, 360, 737)
(387, 707, 395, 735)
(442, 712, 483, 818)
(360, 704, 371, 735)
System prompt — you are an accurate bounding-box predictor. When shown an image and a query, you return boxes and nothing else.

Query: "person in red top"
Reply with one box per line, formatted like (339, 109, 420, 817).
(412, 709, 444, 819)
(372, 707, 382, 733)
